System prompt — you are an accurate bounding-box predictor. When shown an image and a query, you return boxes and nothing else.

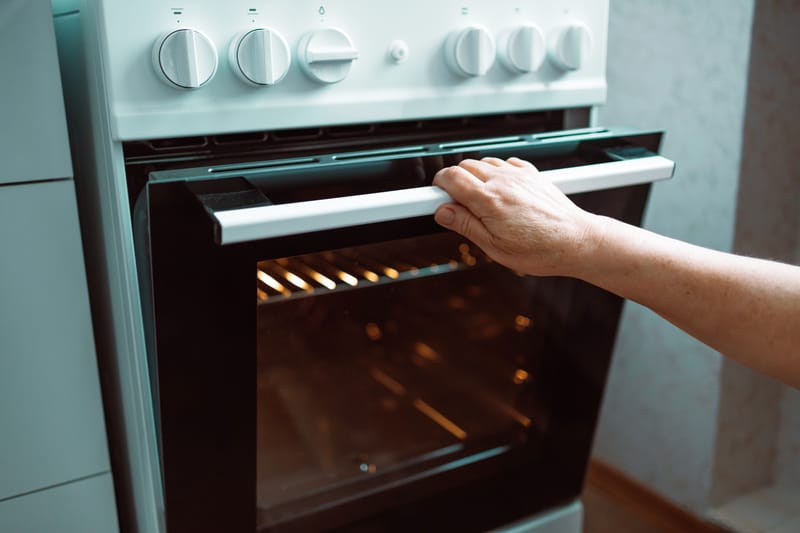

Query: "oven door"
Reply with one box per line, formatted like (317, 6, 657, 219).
(136, 128, 673, 532)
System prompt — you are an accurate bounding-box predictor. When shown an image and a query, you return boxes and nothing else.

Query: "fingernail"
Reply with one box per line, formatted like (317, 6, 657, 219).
(436, 207, 455, 225)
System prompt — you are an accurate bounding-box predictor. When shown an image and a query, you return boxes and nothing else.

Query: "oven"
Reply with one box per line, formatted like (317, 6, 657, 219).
(53, 1, 674, 532)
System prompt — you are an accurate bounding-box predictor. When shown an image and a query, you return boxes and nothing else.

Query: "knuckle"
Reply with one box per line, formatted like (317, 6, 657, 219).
(432, 166, 454, 184)
(482, 187, 504, 208)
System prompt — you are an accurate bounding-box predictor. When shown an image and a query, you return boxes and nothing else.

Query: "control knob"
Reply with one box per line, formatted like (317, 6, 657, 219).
(152, 28, 218, 89)
(230, 28, 291, 86)
(298, 28, 359, 84)
(446, 26, 496, 77)
(548, 22, 593, 71)
(500, 24, 546, 74)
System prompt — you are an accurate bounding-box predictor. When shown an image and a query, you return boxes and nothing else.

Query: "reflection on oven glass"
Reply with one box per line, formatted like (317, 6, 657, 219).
(255, 232, 542, 526)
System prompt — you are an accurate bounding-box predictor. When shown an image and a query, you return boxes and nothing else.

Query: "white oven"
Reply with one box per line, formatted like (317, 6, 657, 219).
(53, 1, 673, 531)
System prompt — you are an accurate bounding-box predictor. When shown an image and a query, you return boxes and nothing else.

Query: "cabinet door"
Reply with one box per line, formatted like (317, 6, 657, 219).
(0, 180, 111, 501)
(0, 0, 72, 185)
(0, 473, 118, 533)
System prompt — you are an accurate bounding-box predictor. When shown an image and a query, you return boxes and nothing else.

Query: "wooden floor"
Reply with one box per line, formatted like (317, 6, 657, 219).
(583, 461, 731, 533)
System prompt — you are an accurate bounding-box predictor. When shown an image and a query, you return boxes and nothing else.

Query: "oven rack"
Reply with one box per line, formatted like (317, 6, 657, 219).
(256, 242, 487, 303)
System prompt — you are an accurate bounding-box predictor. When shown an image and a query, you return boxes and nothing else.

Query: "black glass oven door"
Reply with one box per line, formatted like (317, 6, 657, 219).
(138, 128, 672, 532)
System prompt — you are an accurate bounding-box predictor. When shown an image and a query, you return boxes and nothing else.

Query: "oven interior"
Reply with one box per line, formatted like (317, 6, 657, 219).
(254, 232, 545, 526)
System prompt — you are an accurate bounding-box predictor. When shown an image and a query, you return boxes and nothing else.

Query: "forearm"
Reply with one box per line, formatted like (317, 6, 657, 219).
(574, 216, 800, 388)
(431, 157, 800, 388)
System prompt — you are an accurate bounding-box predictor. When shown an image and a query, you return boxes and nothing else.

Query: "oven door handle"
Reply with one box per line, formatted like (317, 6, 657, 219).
(211, 155, 674, 245)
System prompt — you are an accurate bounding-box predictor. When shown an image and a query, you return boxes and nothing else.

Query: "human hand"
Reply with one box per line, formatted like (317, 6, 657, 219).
(432, 157, 603, 277)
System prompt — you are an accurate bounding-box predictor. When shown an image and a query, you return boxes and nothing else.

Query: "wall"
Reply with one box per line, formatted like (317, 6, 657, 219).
(775, 389, 800, 487)
(591, 0, 755, 513)
(593, 0, 800, 516)
(711, 0, 800, 505)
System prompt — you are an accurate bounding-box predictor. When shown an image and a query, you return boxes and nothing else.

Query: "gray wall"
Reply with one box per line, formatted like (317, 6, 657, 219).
(728, 0, 800, 494)
(592, 0, 755, 513)
(593, 0, 800, 514)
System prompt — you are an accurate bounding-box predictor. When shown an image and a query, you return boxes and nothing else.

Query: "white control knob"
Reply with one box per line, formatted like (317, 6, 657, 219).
(230, 28, 291, 86)
(548, 23, 593, 71)
(152, 29, 218, 89)
(446, 26, 496, 77)
(500, 24, 546, 74)
(298, 28, 359, 84)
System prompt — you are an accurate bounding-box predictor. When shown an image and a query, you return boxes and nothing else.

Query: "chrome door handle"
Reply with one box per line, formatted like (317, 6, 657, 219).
(212, 155, 674, 245)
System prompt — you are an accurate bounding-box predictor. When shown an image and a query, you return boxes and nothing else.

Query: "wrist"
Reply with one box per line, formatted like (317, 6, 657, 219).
(564, 213, 612, 280)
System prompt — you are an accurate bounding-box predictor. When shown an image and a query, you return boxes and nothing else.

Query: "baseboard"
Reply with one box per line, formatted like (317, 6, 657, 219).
(585, 459, 731, 533)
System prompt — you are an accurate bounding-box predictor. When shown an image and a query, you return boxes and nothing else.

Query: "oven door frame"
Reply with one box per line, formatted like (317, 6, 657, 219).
(136, 128, 671, 532)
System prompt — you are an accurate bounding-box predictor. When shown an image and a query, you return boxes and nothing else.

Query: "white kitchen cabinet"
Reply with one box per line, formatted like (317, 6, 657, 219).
(0, 473, 118, 533)
(0, 180, 111, 502)
(0, 0, 72, 185)
(0, 0, 119, 529)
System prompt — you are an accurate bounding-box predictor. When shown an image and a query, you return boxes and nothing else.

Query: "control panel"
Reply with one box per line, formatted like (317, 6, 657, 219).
(95, 1, 609, 140)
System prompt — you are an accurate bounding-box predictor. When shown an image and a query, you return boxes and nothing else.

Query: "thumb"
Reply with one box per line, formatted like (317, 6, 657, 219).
(434, 203, 493, 248)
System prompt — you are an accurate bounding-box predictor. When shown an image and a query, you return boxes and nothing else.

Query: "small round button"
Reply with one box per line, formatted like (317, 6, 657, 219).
(153, 29, 218, 89)
(501, 24, 546, 74)
(298, 28, 359, 84)
(446, 26, 496, 77)
(230, 28, 291, 86)
(549, 22, 593, 71)
(388, 40, 409, 64)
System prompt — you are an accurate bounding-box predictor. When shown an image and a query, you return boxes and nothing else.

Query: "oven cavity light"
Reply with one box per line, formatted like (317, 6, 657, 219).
(354, 254, 394, 281)
(370, 368, 406, 396)
(414, 342, 441, 363)
(308, 270, 336, 290)
(515, 315, 532, 331)
(284, 272, 312, 292)
(413, 399, 467, 440)
(336, 270, 358, 287)
(257, 269, 291, 297)
(365, 323, 382, 341)
(458, 243, 477, 266)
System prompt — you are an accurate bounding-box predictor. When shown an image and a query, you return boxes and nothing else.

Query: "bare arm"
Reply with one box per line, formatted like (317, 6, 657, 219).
(432, 157, 800, 389)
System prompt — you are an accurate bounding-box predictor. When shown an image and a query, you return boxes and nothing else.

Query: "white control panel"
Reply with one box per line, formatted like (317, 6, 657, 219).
(94, 0, 609, 140)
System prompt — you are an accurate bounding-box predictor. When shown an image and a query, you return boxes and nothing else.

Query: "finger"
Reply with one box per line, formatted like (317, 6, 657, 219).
(434, 165, 501, 219)
(458, 158, 493, 181)
(480, 157, 507, 167)
(433, 165, 487, 210)
(507, 157, 537, 169)
(434, 203, 494, 250)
